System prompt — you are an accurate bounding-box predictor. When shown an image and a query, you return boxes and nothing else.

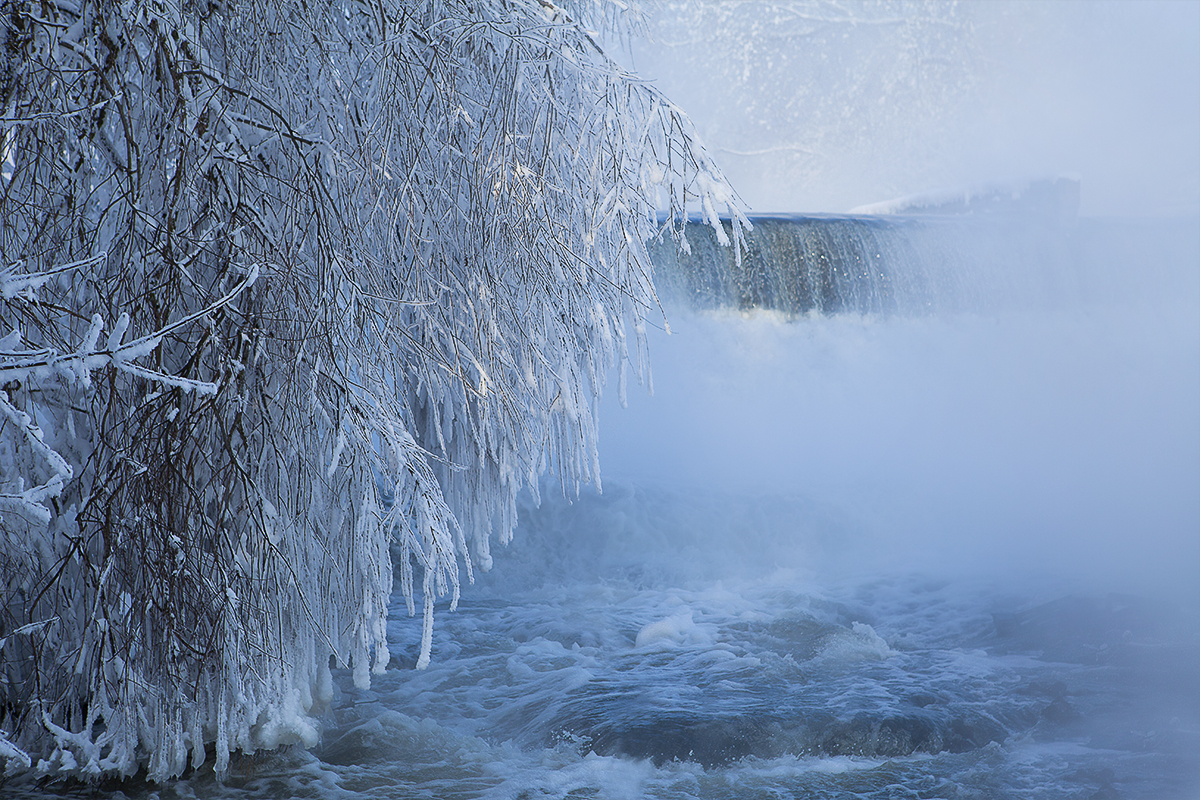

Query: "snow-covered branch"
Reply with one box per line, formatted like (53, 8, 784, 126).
(0, 262, 258, 392)
(0, 0, 745, 781)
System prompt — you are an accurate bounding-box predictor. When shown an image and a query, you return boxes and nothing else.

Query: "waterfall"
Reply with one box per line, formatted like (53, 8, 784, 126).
(652, 213, 1083, 316)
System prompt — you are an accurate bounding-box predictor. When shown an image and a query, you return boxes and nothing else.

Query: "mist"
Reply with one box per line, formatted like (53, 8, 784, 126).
(599, 264, 1200, 600)
(593, 1, 1200, 604)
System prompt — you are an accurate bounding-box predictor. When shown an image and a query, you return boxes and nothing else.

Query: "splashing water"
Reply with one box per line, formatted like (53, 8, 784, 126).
(8, 209, 1195, 800)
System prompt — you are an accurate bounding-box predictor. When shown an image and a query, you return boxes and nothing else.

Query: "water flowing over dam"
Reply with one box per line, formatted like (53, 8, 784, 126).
(650, 180, 1084, 317)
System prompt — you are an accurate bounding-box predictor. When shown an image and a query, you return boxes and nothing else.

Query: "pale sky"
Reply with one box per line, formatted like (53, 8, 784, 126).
(629, 1, 1200, 216)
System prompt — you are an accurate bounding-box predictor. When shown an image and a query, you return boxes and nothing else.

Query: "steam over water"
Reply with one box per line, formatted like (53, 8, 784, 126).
(14, 213, 1195, 800)
(355, 217, 1199, 799)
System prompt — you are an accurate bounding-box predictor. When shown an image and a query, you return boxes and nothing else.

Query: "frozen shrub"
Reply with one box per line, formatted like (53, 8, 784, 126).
(0, 0, 743, 780)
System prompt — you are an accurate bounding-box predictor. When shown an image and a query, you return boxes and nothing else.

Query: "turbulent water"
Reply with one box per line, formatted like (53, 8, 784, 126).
(7, 215, 1199, 799)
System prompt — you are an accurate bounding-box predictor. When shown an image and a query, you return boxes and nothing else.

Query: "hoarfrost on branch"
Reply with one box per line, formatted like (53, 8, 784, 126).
(0, 0, 745, 781)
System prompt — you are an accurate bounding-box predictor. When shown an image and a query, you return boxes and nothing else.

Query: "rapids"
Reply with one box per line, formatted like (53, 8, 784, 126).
(9, 213, 1196, 800)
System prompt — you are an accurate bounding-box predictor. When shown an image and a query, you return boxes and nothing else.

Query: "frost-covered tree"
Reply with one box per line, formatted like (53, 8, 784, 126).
(0, 0, 743, 780)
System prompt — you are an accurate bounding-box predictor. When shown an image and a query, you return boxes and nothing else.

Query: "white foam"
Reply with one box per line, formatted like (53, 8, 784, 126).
(814, 622, 894, 663)
(634, 611, 712, 650)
